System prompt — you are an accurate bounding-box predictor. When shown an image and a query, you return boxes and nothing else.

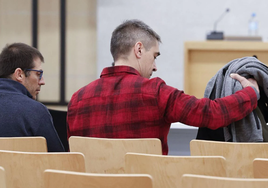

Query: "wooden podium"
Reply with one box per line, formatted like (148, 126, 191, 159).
(184, 41, 268, 98)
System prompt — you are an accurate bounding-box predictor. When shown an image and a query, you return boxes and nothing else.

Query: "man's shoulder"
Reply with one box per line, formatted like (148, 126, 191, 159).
(147, 77, 166, 84)
(4, 91, 47, 109)
(21, 97, 50, 114)
(142, 77, 167, 88)
(69, 75, 169, 103)
(126, 76, 169, 95)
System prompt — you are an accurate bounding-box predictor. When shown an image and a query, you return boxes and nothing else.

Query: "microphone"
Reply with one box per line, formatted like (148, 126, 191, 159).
(214, 8, 230, 31)
(207, 8, 230, 40)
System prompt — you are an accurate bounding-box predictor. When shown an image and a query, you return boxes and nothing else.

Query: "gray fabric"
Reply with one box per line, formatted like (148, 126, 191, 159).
(204, 56, 268, 142)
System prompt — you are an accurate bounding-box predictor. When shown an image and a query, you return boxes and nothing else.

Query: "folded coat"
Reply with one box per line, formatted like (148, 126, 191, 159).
(196, 56, 268, 142)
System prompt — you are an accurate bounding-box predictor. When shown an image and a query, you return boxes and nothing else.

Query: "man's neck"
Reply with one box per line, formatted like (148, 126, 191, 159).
(114, 53, 142, 75)
(114, 59, 137, 70)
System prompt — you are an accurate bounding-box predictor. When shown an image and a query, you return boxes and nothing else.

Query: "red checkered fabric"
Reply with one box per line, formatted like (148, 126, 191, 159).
(67, 66, 257, 155)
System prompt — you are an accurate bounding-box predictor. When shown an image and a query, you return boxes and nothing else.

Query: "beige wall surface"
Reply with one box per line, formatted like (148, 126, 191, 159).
(0, 0, 97, 106)
(0, 0, 31, 49)
(66, 0, 97, 100)
(38, 0, 60, 102)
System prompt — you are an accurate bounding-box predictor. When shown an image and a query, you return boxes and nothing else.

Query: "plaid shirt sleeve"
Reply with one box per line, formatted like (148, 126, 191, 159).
(66, 68, 258, 155)
(158, 83, 258, 129)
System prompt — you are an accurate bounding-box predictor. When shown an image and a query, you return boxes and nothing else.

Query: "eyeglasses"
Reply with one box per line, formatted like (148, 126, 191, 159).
(25, 69, 43, 80)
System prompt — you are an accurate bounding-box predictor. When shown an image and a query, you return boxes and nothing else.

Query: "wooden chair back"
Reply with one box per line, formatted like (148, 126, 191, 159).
(0, 167, 6, 188)
(0, 150, 85, 188)
(125, 152, 226, 188)
(69, 136, 162, 173)
(181, 174, 268, 188)
(0, 137, 47, 152)
(44, 169, 153, 188)
(253, 158, 268, 178)
(190, 139, 268, 177)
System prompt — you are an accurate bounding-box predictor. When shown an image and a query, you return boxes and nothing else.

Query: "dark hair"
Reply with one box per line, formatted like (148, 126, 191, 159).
(0, 43, 44, 78)
(110, 19, 161, 61)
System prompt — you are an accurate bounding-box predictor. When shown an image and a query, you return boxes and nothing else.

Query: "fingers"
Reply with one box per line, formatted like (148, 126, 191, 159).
(230, 73, 259, 93)
(230, 73, 248, 87)
(230, 73, 245, 82)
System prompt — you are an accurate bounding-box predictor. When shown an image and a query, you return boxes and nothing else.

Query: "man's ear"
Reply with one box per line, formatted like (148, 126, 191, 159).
(13, 68, 24, 83)
(134, 41, 143, 59)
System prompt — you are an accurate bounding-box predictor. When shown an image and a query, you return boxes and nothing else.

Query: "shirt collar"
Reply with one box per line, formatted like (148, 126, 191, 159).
(0, 78, 33, 99)
(100, 66, 141, 78)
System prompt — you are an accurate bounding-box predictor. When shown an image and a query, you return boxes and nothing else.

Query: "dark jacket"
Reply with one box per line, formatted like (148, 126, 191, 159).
(0, 78, 65, 152)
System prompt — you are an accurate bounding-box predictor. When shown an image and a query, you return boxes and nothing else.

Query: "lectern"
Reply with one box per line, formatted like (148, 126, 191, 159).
(184, 41, 268, 98)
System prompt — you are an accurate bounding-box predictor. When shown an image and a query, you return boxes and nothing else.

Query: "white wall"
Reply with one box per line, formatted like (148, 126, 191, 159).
(97, 0, 268, 89)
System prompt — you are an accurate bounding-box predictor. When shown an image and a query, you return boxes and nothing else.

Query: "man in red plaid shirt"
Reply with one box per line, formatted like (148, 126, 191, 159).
(67, 19, 259, 155)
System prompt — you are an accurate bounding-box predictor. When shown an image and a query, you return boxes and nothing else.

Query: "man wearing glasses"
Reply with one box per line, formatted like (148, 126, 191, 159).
(0, 42, 64, 152)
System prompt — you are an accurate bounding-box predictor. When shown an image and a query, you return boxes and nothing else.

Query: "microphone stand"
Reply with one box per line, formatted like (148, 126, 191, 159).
(207, 8, 230, 40)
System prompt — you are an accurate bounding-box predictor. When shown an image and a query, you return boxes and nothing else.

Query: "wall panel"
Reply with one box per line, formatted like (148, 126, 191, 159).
(66, 0, 97, 100)
(38, 0, 60, 102)
(0, 0, 31, 49)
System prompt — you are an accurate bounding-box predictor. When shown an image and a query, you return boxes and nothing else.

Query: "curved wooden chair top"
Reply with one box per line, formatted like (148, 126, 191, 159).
(0, 167, 6, 188)
(190, 139, 268, 177)
(44, 169, 153, 188)
(125, 152, 226, 188)
(0, 137, 47, 152)
(182, 174, 268, 188)
(253, 158, 268, 178)
(69, 136, 162, 173)
(0, 150, 85, 188)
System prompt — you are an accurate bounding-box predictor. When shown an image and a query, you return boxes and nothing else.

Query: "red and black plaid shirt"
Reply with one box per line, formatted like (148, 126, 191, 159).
(67, 66, 257, 154)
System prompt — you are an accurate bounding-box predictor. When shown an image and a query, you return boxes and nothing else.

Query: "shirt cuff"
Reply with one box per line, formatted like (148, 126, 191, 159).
(250, 86, 260, 100)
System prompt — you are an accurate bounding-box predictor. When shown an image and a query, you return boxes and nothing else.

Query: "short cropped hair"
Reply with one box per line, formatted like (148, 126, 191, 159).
(0, 43, 44, 78)
(110, 19, 161, 61)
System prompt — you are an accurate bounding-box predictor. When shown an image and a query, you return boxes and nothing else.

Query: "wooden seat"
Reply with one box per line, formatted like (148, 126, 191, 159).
(190, 139, 268, 177)
(69, 136, 162, 173)
(0, 167, 6, 188)
(253, 158, 268, 178)
(0, 150, 85, 188)
(44, 169, 153, 188)
(181, 174, 268, 188)
(0, 137, 47, 152)
(125, 152, 226, 188)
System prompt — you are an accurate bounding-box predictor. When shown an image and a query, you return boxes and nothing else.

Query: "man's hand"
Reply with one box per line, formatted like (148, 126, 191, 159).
(230, 73, 259, 94)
